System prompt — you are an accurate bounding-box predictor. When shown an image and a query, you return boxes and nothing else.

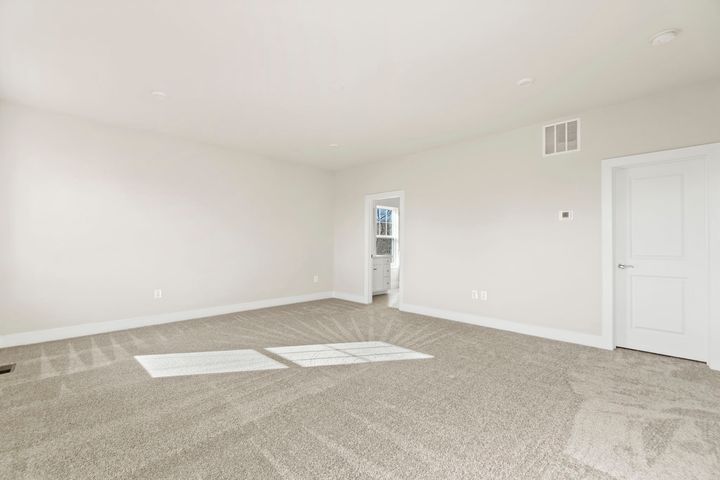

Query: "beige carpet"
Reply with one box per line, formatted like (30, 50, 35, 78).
(1, 298, 719, 479)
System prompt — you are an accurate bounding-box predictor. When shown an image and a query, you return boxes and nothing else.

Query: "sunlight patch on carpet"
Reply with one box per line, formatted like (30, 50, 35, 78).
(266, 341, 432, 367)
(135, 349, 287, 378)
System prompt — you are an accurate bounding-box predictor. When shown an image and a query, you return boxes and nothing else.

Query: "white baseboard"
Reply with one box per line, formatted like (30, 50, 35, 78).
(399, 303, 613, 350)
(332, 291, 370, 304)
(709, 358, 720, 372)
(4, 293, 711, 370)
(0, 291, 333, 349)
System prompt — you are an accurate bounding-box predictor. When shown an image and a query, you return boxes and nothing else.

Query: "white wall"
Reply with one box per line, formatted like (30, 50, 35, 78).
(3, 81, 719, 348)
(375, 198, 400, 209)
(333, 81, 720, 336)
(0, 103, 333, 337)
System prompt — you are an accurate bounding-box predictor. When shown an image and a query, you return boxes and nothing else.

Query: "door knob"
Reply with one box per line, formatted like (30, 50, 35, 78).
(617, 263, 635, 269)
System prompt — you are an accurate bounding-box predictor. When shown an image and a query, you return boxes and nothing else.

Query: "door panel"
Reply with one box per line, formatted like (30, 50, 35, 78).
(630, 276, 685, 334)
(614, 157, 708, 361)
(630, 174, 684, 257)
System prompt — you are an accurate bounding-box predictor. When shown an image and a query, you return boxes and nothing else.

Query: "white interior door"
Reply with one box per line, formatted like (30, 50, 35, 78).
(614, 157, 708, 361)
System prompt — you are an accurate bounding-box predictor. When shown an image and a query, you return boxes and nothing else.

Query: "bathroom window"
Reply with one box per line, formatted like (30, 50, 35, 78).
(375, 206, 399, 266)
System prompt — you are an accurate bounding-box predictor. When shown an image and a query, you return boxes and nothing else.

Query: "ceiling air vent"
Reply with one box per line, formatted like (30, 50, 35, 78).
(544, 119, 580, 156)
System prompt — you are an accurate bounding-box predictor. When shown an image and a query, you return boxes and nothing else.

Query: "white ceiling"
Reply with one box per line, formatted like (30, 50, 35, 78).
(1, 0, 719, 170)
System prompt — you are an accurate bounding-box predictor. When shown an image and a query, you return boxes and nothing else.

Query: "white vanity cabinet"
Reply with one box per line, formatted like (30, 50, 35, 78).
(372, 256, 392, 294)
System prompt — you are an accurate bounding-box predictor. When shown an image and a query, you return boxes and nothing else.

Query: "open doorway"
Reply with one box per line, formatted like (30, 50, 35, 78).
(364, 191, 404, 308)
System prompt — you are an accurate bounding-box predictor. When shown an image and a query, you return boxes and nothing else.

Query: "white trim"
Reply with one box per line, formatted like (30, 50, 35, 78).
(332, 291, 369, 304)
(400, 303, 611, 350)
(0, 291, 333, 348)
(601, 142, 720, 370)
(364, 190, 405, 306)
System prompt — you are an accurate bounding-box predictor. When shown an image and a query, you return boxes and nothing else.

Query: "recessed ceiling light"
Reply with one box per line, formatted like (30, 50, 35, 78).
(151, 91, 167, 99)
(516, 77, 534, 87)
(651, 29, 680, 46)
(328, 143, 339, 147)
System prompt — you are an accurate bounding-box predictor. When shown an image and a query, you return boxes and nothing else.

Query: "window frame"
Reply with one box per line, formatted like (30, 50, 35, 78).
(375, 205, 399, 267)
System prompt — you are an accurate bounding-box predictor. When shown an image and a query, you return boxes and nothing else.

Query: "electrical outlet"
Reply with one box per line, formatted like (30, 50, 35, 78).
(471, 290, 479, 300)
(313, 275, 319, 283)
(154, 289, 162, 299)
(480, 290, 488, 301)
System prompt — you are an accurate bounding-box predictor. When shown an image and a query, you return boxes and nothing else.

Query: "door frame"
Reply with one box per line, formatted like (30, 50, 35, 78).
(364, 190, 405, 305)
(601, 142, 719, 368)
